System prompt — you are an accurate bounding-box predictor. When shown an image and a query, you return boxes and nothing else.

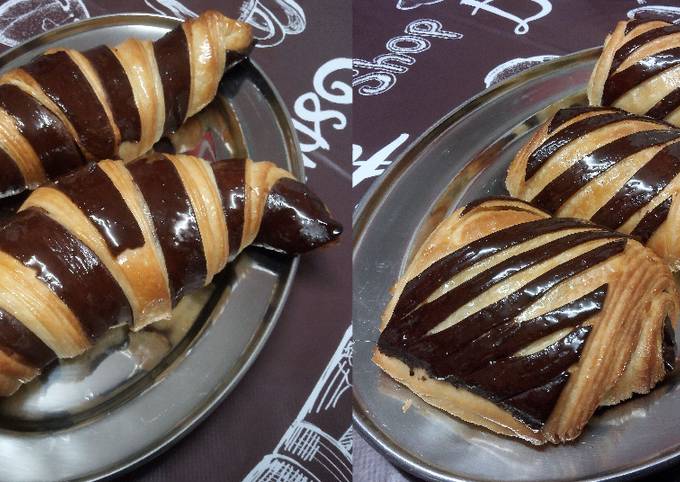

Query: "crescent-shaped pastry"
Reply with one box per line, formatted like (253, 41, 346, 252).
(373, 197, 678, 445)
(0, 10, 252, 197)
(506, 105, 680, 269)
(0, 154, 341, 396)
(588, 18, 680, 126)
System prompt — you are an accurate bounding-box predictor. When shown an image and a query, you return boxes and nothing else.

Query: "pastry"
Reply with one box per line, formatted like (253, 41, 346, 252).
(506, 105, 680, 270)
(0, 154, 341, 396)
(373, 197, 678, 445)
(589, 18, 680, 126)
(0, 10, 253, 197)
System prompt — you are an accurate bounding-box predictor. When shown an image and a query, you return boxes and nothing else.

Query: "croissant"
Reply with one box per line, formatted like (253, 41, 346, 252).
(0, 10, 252, 197)
(0, 154, 341, 396)
(373, 197, 678, 445)
(506, 105, 680, 269)
(589, 18, 680, 126)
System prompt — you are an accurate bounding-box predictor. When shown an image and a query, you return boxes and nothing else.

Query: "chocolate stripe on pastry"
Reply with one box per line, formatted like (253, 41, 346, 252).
(646, 88, 680, 119)
(254, 177, 342, 254)
(129, 155, 206, 304)
(0, 307, 55, 369)
(525, 111, 635, 180)
(82, 46, 141, 142)
(630, 196, 673, 244)
(0, 84, 85, 179)
(23, 51, 115, 160)
(663, 316, 676, 373)
(0, 208, 131, 339)
(547, 106, 614, 134)
(211, 158, 246, 257)
(603, 46, 680, 106)
(0, 147, 23, 196)
(154, 25, 191, 135)
(609, 25, 680, 75)
(392, 217, 598, 321)
(53, 163, 144, 256)
(531, 129, 680, 213)
(591, 141, 680, 228)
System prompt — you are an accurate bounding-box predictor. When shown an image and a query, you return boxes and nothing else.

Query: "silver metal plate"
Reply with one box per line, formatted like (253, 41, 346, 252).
(353, 48, 680, 481)
(0, 14, 303, 482)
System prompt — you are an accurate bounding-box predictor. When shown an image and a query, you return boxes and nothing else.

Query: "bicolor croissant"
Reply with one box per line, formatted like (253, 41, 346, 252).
(589, 18, 680, 126)
(506, 105, 680, 270)
(374, 198, 678, 445)
(0, 10, 252, 197)
(0, 154, 341, 396)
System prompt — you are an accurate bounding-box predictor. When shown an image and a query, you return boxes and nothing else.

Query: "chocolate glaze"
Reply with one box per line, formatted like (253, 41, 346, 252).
(603, 46, 680, 106)
(254, 177, 342, 254)
(53, 163, 144, 256)
(610, 24, 680, 75)
(128, 155, 205, 305)
(0, 208, 131, 339)
(153, 137, 176, 154)
(547, 106, 613, 134)
(392, 217, 600, 321)
(0, 307, 55, 369)
(153, 25, 191, 135)
(623, 18, 649, 34)
(210, 159, 246, 257)
(0, 146, 23, 197)
(646, 87, 680, 119)
(0, 83, 85, 181)
(83, 45, 141, 143)
(23, 51, 115, 159)
(591, 141, 680, 229)
(531, 129, 680, 214)
(459, 195, 544, 216)
(663, 316, 676, 373)
(630, 196, 673, 243)
(525, 111, 635, 180)
(378, 220, 627, 428)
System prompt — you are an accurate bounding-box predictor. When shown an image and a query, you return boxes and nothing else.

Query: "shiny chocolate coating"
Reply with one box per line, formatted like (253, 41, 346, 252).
(83, 45, 141, 143)
(0, 208, 131, 339)
(0, 83, 85, 181)
(254, 177, 342, 254)
(153, 25, 191, 135)
(128, 155, 206, 305)
(23, 51, 116, 160)
(210, 158, 246, 257)
(53, 163, 144, 257)
(0, 307, 55, 369)
(378, 213, 628, 428)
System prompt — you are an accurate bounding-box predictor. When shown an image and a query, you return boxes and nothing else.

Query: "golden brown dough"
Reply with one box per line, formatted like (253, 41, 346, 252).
(374, 197, 678, 444)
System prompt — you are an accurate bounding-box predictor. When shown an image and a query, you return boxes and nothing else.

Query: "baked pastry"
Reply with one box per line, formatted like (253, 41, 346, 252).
(506, 105, 680, 270)
(373, 197, 678, 445)
(0, 10, 252, 197)
(589, 18, 680, 126)
(0, 154, 341, 396)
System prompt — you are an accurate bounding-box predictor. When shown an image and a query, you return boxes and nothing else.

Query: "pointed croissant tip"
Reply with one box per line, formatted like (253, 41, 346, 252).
(254, 177, 343, 255)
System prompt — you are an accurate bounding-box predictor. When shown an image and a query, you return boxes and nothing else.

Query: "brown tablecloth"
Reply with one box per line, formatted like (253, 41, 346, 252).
(353, 1, 680, 480)
(0, 1, 350, 480)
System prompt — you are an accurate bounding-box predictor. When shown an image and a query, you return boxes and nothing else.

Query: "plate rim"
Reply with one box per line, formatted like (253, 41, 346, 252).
(0, 13, 305, 482)
(352, 46, 680, 482)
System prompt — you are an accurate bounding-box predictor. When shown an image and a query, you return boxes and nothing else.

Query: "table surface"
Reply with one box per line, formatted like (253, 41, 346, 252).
(0, 0, 350, 481)
(353, 1, 680, 481)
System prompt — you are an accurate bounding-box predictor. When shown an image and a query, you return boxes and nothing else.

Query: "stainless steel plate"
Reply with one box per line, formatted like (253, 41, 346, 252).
(0, 14, 303, 482)
(353, 48, 680, 481)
